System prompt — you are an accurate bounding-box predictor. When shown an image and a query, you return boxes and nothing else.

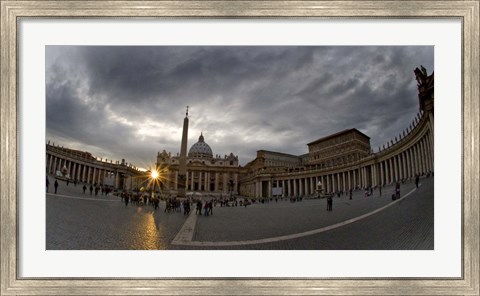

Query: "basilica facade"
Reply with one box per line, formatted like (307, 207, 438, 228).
(156, 133, 241, 196)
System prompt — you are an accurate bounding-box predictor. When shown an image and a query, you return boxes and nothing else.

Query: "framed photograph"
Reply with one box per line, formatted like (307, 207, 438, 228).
(1, 1, 479, 295)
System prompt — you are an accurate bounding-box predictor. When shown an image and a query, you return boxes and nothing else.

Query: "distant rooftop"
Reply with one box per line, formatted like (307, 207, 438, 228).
(307, 128, 370, 146)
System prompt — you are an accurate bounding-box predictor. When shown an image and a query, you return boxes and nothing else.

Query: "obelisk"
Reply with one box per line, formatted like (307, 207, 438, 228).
(177, 106, 189, 198)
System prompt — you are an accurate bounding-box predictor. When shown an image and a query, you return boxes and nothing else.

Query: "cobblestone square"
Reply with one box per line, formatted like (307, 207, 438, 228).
(47, 176, 433, 250)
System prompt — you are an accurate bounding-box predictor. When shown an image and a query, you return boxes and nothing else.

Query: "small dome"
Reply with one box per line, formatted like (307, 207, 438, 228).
(188, 133, 213, 159)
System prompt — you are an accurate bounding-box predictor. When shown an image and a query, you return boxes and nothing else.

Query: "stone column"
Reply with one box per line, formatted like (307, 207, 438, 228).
(414, 144, 419, 175)
(352, 171, 356, 190)
(223, 173, 227, 194)
(420, 140, 425, 173)
(310, 177, 314, 195)
(47, 155, 52, 174)
(422, 137, 429, 172)
(174, 171, 178, 190)
(71, 162, 76, 180)
(114, 168, 120, 189)
(234, 173, 238, 193)
(426, 133, 434, 171)
(92, 168, 97, 184)
(386, 158, 391, 183)
(86, 166, 90, 183)
(192, 171, 195, 191)
(268, 179, 272, 198)
(205, 172, 209, 191)
(293, 179, 297, 196)
(214, 172, 219, 192)
(302, 178, 306, 196)
(373, 165, 377, 187)
(80, 165, 84, 182)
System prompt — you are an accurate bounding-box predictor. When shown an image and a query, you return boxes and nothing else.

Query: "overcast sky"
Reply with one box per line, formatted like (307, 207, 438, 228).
(46, 46, 433, 168)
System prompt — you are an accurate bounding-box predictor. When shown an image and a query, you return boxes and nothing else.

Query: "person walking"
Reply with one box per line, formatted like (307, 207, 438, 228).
(415, 174, 420, 188)
(203, 201, 209, 216)
(54, 180, 59, 194)
(82, 184, 87, 194)
(183, 200, 190, 215)
(46, 177, 50, 193)
(89, 184, 93, 195)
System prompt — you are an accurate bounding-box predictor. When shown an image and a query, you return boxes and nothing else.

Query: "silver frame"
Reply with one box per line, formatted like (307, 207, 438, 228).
(1, 1, 479, 295)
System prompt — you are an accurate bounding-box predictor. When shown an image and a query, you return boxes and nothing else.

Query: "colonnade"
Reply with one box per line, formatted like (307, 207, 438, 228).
(46, 153, 120, 187)
(243, 118, 434, 199)
(173, 170, 239, 194)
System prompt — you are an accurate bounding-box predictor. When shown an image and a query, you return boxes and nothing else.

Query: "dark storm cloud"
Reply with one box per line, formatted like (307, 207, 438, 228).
(46, 46, 433, 167)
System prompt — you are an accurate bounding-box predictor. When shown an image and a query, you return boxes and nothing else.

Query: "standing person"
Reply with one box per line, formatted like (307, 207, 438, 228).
(203, 201, 209, 216)
(208, 201, 213, 216)
(89, 184, 93, 195)
(415, 174, 420, 188)
(379, 186, 382, 196)
(46, 177, 50, 193)
(395, 182, 401, 199)
(82, 184, 87, 194)
(349, 189, 352, 200)
(54, 180, 59, 194)
(327, 196, 333, 211)
(66, 179, 69, 186)
(183, 200, 190, 215)
(196, 200, 202, 215)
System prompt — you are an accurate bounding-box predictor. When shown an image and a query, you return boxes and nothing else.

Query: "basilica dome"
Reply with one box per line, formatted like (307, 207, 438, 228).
(188, 133, 213, 159)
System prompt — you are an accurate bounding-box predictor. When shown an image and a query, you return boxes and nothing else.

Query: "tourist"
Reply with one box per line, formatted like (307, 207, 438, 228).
(379, 186, 382, 196)
(82, 184, 87, 194)
(66, 179, 69, 186)
(327, 196, 332, 211)
(349, 189, 352, 200)
(415, 174, 420, 188)
(183, 200, 190, 215)
(196, 200, 202, 215)
(54, 179, 59, 194)
(203, 201, 209, 216)
(89, 184, 93, 195)
(208, 201, 213, 215)
(46, 177, 50, 193)
(95, 186, 99, 196)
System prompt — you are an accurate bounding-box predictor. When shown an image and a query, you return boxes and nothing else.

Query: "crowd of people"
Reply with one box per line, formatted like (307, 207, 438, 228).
(46, 176, 113, 196)
(47, 172, 433, 216)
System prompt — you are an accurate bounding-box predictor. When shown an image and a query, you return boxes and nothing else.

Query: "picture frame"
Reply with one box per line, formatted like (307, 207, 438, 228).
(1, 1, 478, 295)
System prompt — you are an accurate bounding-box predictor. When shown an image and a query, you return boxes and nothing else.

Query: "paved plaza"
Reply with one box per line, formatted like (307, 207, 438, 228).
(46, 176, 433, 250)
